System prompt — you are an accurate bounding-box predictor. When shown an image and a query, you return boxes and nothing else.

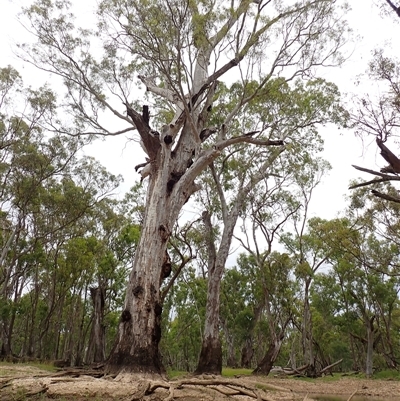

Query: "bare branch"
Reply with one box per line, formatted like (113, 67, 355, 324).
(348, 177, 394, 190)
(371, 189, 400, 203)
(385, 0, 400, 17)
(351, 164, 400, 180)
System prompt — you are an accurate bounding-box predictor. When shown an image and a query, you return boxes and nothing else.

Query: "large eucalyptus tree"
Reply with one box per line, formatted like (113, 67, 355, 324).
(20, 0, 349, 376)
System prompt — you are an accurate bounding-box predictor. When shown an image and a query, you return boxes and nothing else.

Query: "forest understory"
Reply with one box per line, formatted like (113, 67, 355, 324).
(1, 364, 400, 401)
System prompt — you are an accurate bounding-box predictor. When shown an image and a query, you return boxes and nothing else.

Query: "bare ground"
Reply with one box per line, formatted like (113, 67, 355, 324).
(0, 364, 400, 400)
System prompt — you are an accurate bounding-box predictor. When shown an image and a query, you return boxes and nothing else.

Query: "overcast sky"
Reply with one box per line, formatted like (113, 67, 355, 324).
(1, 0, 399, 221)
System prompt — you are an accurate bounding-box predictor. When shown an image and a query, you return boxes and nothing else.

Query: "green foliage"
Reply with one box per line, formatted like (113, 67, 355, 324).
(161, 268, 208, 371)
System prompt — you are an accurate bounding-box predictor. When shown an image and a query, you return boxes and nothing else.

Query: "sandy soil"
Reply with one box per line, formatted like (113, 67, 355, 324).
(260, 376, 400, 398)
(1, 365, 400, 400)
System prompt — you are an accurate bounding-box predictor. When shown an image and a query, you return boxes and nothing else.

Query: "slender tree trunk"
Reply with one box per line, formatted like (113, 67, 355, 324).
(195, 271, 223, 374)
(365, 316, 375, 378)
(253, 321, 289, 375)
(253, 337, 282, 375)
(86, 286, 106, 364)
(194, 209, 234, 375)
(0, 325, 11, 359)
(75, 289, 87, 366)
(241, 339, 254, 369)
(302, 279, 315, 377)
(226, 335, 237, 368)
(289, 340, 297, 370)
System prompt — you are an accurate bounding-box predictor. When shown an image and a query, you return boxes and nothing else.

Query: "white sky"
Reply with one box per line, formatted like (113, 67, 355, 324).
(0, 0, 399, 221)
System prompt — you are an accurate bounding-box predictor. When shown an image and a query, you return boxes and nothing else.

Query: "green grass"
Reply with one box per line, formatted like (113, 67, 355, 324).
(0, 361, 57, 373)
(166, 367, 253, 379)
(222, 367, 253, 377)
(166, 369, 188, 379)
(372, 369, 400, 380)
(28, 362, 57, 372)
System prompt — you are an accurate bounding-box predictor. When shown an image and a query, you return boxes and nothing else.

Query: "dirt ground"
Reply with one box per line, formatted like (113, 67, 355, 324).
(1, 364, 400, 400)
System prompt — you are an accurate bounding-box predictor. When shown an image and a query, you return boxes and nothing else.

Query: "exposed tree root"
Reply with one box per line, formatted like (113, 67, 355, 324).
(122, 377, 278, 400)
(126, 380, 151, 400)
(0, 369, 397, 401)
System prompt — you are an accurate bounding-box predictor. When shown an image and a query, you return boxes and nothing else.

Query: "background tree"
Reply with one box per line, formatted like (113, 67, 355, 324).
(193, 76, 343, 373)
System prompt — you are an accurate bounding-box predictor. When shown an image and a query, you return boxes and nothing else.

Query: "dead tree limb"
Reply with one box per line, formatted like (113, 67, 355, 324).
(385, 0, 400, 17)
(347, 389, 358, 401)
(351, 165, 400, 180)
(320, 358, 343, 375)
(376, 137, 400, 173)
(281, 364, 309, 376)
(371, 189, 400, 203)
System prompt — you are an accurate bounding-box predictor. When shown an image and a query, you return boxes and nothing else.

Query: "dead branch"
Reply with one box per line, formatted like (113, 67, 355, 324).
(351, 165, 400, 180)
(135, 161, 149, 172)
(280, 364, 310, 376)
(350, 140, 400, 198)
(348, 177, 395, 189)
(371, 189, 400, 203)
(125, 103, 160, 159)
(320, 359, 343, 375)
(347, 389, 358, 401)
(217, 136, 284, 151)
(226, 385, 274, 401)
(341, 371, 360, 376)
(376, 137, 400, 173)
(385, 0, 400, 17)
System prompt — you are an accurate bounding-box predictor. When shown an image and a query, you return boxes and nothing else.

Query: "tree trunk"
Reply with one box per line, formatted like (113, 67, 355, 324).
(302, 279, 316, 377)
(241, 339, 254, 369)
(0, 328, 11, 359)
(106, 154, 198, 376)
(365, 316, 375, 378)
(86, 286, 106, 364)
(226, 335, 237, 368)
(253, 341, 279, 375)
(253, 327, 287, 375)
(194, 265, 223, 374)
(195, 174, 257, 374)
(106, 222, 167, 375)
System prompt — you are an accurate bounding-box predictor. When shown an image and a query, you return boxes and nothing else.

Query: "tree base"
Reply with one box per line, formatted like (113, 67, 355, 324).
(194, 337, 222, 375)
(106, 345, 165, 377)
